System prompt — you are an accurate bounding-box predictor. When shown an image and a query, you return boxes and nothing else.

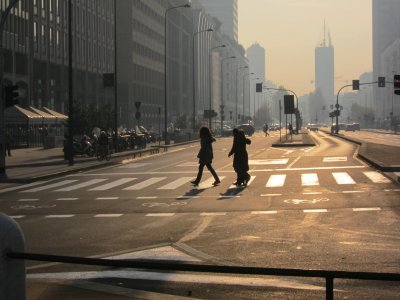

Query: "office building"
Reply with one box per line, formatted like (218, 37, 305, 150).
(247, 43, 266, 116)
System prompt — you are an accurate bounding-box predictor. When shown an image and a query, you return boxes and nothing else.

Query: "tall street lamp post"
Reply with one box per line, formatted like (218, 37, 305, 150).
(208, 44, 225, 128)
(220, 55, 235, 133)
(192, 28, 213, 133)
(164, 4, 190, 145)
(235, 66, 248, 124)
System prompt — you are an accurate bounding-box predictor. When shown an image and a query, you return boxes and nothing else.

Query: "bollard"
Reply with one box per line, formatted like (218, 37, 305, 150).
(0, 213, 26, 300)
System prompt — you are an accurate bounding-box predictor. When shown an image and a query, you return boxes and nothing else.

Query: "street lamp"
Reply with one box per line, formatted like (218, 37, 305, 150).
(192, 28, 213, 133)
(235, 65, 248, 124)
(208, 44, 226, 128)
(242, 71, 254, 122)
(164, 3, 190, 144)
(220, 55, 236, 133)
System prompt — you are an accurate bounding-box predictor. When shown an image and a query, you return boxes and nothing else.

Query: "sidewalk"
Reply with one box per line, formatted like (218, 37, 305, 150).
(272, 129, 316, 147)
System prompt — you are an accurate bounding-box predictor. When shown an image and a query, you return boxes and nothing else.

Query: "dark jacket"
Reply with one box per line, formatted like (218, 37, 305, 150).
(197, 136, 215, 164)
(229, 132, 251, 172)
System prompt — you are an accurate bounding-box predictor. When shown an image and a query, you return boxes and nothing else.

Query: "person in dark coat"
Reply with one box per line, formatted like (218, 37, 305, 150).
(191, 126, 220, 186)
(228, 128, 251, 186)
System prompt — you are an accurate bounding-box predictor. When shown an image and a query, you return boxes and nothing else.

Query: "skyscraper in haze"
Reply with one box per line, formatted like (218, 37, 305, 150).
(197, 0, 238, 42)
(315, 26, 335, 105)
(247, 43, 266, 116)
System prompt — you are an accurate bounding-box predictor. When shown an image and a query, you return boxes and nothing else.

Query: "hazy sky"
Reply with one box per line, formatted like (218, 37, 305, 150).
(238, 0, 372, 96)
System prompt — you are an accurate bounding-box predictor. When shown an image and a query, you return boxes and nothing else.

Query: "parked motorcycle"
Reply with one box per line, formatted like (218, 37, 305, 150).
(72, 138, 95, 157)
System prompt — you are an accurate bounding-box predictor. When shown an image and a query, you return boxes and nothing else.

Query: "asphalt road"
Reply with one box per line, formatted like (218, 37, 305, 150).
(2, 130, 400, 299)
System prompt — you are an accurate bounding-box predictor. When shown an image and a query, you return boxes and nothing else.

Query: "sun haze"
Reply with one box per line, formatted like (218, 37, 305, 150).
(238, 0, 372, 96)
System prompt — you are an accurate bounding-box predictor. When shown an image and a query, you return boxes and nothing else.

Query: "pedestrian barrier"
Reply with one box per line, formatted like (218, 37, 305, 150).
(2, 214, 400, 300)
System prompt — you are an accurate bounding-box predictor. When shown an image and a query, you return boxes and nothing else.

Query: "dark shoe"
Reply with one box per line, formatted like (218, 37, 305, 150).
(236, 181, 244, 186)
(190, 180, 199, 185)
(213, 180, 221, 186)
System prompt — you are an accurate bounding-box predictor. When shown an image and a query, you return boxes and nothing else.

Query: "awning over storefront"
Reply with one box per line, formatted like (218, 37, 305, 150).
(5, 105, 68, 125)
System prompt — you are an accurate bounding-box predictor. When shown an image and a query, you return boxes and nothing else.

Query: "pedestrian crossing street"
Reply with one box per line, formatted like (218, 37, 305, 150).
(1, 170, 393, 195)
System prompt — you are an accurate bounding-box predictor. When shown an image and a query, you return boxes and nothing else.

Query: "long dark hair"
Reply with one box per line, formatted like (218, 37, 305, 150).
(199, 126, 211, 138)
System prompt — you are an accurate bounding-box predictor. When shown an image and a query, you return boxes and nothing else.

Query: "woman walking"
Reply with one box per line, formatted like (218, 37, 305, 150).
(228, 128, 251, 186)
(191, 126, 220, 186)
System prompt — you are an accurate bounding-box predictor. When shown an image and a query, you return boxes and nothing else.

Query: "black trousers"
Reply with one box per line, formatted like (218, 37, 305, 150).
(195, 162, 219, 182)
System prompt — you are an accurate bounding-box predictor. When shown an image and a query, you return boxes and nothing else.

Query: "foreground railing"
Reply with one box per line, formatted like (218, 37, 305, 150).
(6, 251, 400, 300)
(1, 214, 399, 300)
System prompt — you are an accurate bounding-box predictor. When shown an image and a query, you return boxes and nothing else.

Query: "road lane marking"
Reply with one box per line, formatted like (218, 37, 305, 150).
(302, 192, 322, 195)
(332, 172, 356, 185)
(249, 159, 289, 165)
(137, 196, 158, 199)
(94, 214, 123, 218)
(10, 215, 25, 219)
(176, 162, 198, 167)
(251, 211, 278, 215)
(118, 163, 151, 169)
(342, 191, 363, 194)
(123, 177, 166, 190)
(261, 194, 282, 197)
(303, 209, 327, 213)
(55, 179, 107, 192)
(353, 207, 381, 212)
(17, 199, 39, 202)
(176, 196, 200, 199)
(56, 198, 79, 201)
(301, 173, 319, 186)
(146, 213, 175, 217)
(0, 180, 51, 194)
(266, 175, 286, 187)
(363, 171, 391, 183)
(45, 215, 75, 218)
(158, 177, 193, 190)
(200, 212, 226, 216)
(96, 197, 119, 200)
(323, 157, 347, 162)
(89, 178, 136, 191)
(384, 189, 400, 192)
(21, 180, 78, 193)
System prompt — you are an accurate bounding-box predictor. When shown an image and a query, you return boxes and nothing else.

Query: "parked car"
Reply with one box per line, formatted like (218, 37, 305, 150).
(237, 124, 255, 136)
(345, 123, 360, 131)
(307, 123, 319, 131)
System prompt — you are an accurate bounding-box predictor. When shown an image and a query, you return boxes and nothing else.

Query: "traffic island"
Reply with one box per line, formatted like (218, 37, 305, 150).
(272, 131, 316, 148)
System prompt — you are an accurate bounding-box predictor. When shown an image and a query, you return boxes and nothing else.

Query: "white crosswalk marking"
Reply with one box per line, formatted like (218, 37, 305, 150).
(266, 175, 286, 187)
(55, 179, 107, 192)
(332, 172, 356, 185)
(301, 173, 319, 186)
(0, 180, 50, 194)
(363, 171, 391, 183)
(196, 176, 226, 189)
(21, 180, 78, 193)
(249, 159, 289, 165)
(229, 176, 255, 188)
(89, 178, 136, 191)
(158, 177, 193, 190)
(123, 177, 166, 190)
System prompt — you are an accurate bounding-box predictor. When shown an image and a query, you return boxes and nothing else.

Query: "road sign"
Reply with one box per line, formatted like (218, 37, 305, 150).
(394, 74, 400, 95)
(352, 80, 359, 90)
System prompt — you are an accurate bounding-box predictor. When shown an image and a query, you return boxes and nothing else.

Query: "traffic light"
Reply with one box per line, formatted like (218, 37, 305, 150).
(352, 80, 359, 90)
(378, 76, 385, 87)
(4, 84, 19, 107)
(394, 74, 400, 95)
(256, 83, 262, 93)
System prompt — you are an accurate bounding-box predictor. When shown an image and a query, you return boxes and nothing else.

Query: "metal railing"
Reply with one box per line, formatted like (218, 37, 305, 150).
(7, 251, 400, 300)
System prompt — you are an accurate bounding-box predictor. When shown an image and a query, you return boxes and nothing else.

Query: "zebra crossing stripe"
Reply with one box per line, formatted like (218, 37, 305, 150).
(21, 180, 78, 193)
(353, 207, 381, 212)
(55, 179, 107, 192)
(304, 209, 327, 213)
(123, 177, 166, 190)
(158, 177, 193, 190)
(0, 180, 50, 194)
(11, 215, 25, 219)
(301, 173, 319, 186)
(94, 214, 123, 218)
(146, 213, 175, 217)
(89, 178, 136, 191)
(251, 211, 277, 215)
(332, 172, 356, 185)
(266, 175, 286, 187)
(323, 157, 347, 162)
(196, 176, 226, 189)
(228, 176, 255, 189)
(362, 171, 391, 183)
(45, 215, 75, 218)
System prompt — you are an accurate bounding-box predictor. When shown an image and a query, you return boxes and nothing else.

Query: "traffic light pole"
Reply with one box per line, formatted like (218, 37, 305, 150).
(0, 0, 21, 177)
